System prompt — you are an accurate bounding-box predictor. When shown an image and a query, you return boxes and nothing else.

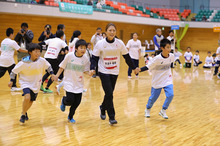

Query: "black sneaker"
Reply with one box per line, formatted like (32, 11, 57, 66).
(25, 113, 29, 121)
(20, 115, 26, 124)
(99, 106, 106, 120)
(109, 119, 117, 125)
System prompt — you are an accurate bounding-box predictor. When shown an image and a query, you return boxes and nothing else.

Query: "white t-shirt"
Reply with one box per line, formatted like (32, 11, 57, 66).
(69, 38, 79, 52)
(93, 38, 128, 75)
(126, 39, 141, 60)
(204, 56, 213, 67)
(146, 53, 175, 89)
(86, 49, 93, 59)
(184, 52, 193, 62)
(44, 38, 67, 59)
(0, 38, 20, 67)
(91, 34, 103, 46)
(193, 54, 200, 62)
(174, 51, 182, 60)
(12, 57, 51, 93)
(167, 36, 175, 50)
(59, 52, 90, 93)
(216, 47, 220, 61)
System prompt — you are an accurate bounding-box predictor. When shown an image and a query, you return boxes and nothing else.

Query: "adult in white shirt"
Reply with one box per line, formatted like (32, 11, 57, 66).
(69, 30, 81, 52)
(0, 28, 27, 91)
(39, 30, 68, 93)
(91, 27, 103, 46)
(153, 28, 164, 55)
(126, 32, 141, 78)
(90, 27, 103, 78)
(90, 23, 139, 125)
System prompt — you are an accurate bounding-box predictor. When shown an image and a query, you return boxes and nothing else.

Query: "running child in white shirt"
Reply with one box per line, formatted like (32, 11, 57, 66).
(184, 47, 193, 68)
(174, 47, 182, 67)
(39, 30, 68, 93)
(126, 32, 142, 78)
(0, 28, 27, 91)
(139, 38, 175, 119)
(193, 50, 202, 66)
(55, 39, 90, 123)
(8, 43, 56, 125)
(203, 51, 213, 69)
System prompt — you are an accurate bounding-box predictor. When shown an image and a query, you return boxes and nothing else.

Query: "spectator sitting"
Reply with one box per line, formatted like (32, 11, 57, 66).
(202, 15, 207, 21)
(87, 0, 93, 5)
(191, 16, 196, 21)
(96, 1, 102, 9)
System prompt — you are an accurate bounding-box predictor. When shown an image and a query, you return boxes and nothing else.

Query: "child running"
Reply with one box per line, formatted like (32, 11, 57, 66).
(55, 39, 90, 123)
(8, 43, 56, 125)
(139, 38, 174, 119)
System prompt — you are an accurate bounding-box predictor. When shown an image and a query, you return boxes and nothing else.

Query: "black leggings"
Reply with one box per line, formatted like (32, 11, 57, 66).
(99, 72, 118, 120)
(63, 92, 82, 119)
(0, 64, 17, 87)
(42, 58, 59, 88)
(214, 60, 220, 74)
(57, 54, 65, 80)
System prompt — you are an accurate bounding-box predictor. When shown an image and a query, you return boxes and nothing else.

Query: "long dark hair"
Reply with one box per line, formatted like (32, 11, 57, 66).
(70, 30, 81, 42)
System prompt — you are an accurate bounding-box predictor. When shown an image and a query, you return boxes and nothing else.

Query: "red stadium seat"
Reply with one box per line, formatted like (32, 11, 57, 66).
(45, 1, 50, 5)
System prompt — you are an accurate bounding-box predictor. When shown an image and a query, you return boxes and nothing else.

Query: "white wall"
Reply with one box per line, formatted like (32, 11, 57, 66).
(0, 1, 218, 28)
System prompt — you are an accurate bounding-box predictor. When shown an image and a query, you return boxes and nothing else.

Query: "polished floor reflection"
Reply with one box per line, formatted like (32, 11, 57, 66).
(0, 52, 220, 145)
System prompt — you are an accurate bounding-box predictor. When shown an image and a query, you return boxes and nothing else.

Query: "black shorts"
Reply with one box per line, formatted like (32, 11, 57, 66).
(22, 88, 38, 101)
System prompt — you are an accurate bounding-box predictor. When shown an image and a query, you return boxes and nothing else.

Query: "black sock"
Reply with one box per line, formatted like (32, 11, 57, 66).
(45, 87, 48, 90)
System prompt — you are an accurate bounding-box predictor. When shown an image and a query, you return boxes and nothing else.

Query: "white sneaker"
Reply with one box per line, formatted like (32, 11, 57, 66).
(135, 75, 139, 78)
(145, 108, 151, 118)
(58, 79, 62, 82)
(180, 64, 182, 68)
(159, 109, 168, 119)
(55, 85, 60, 95)
(83, 89, 87, 93)
(217, 74, 220, 79)
(128, 76, 132, 79)
(11, 87, 22, 92)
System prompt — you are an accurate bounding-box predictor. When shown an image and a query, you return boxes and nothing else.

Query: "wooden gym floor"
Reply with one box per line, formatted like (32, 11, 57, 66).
(0, 52, 220, 146)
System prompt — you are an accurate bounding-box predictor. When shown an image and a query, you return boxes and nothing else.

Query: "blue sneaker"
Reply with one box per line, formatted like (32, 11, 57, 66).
(68, 118, 76, 123)
(60, 98, 65, 112)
